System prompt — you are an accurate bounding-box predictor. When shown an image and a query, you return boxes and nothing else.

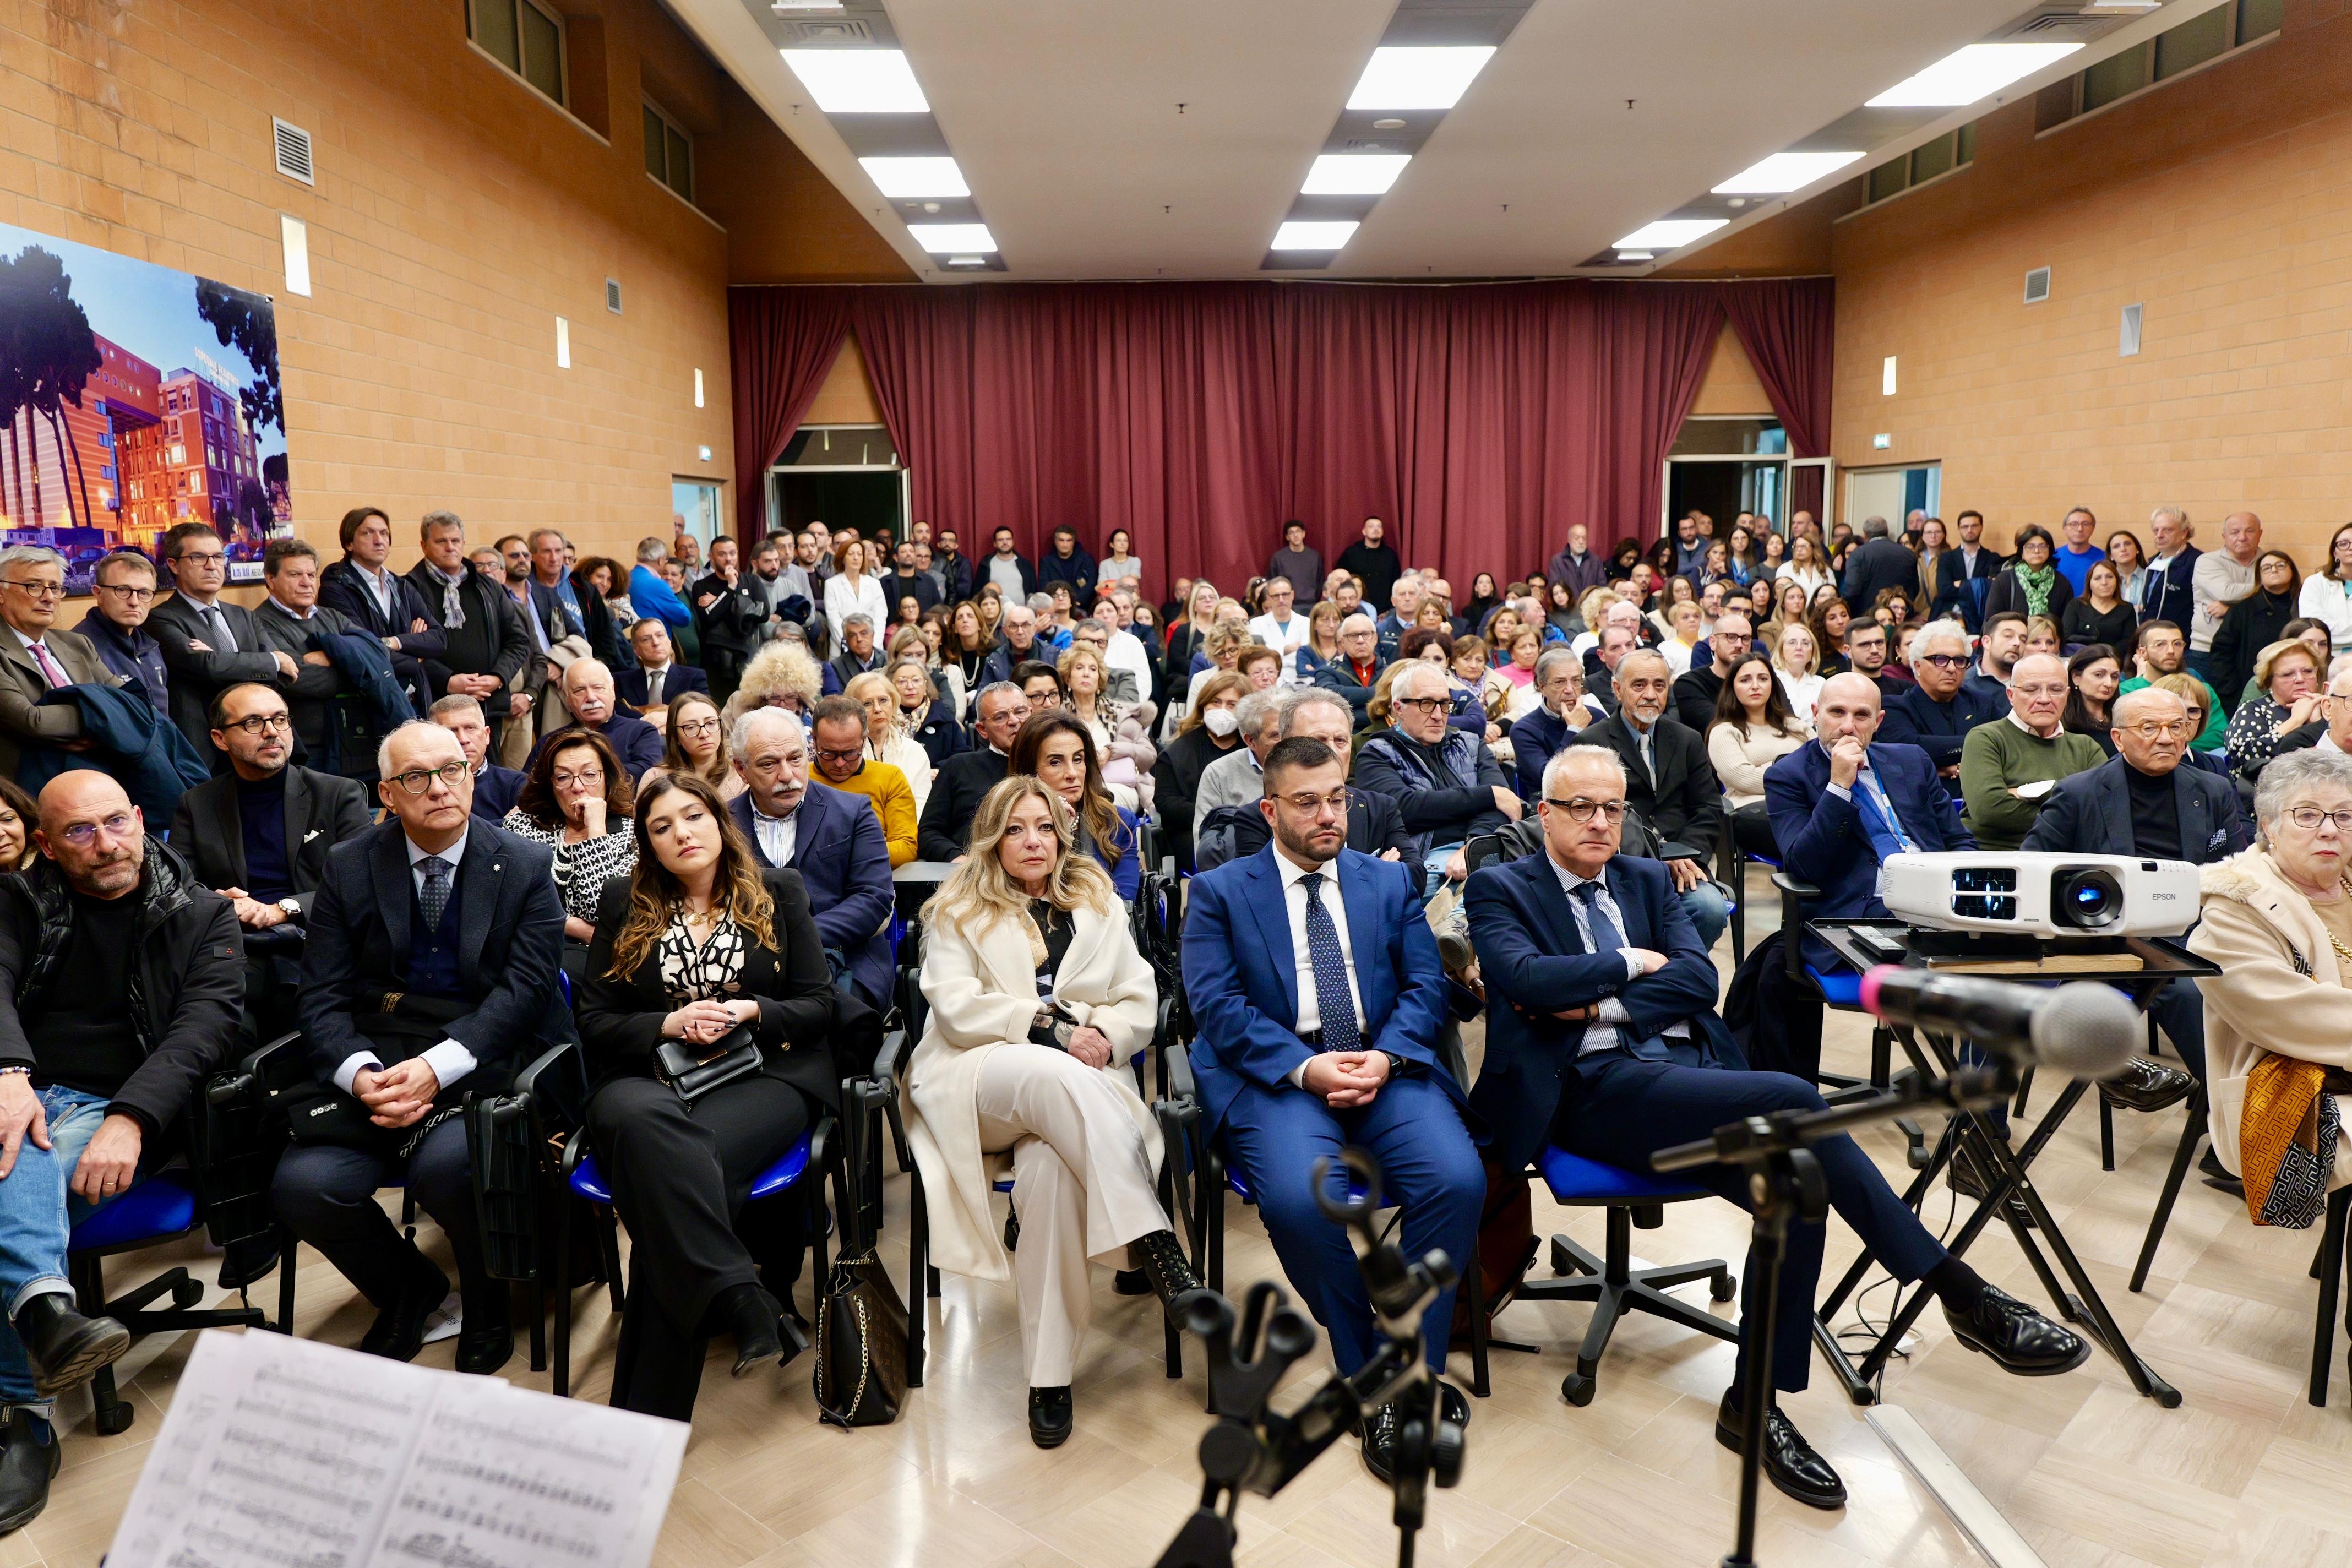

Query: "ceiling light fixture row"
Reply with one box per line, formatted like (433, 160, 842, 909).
(775, 5, 1006, 273)
(1266, 1, 1536, 270)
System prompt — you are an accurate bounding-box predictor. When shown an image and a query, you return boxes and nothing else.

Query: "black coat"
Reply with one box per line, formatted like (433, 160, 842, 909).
(917, 747, 1010, 863)
(1566, 714, 1722, 862)
(2060, 597, 2137, 652)
(403, 562, 532, 692)
(689, 571, 766, 662)
(168, 764, 374, 917)
(319, 558, 446, 711)
(1150, 727, 1240, 872)
(2207, 588, 2300, 716)
(249, 600, 357, 760)
(2021, 754, 2249, 863)
(1841, 536, 1919, 619)
(1983, 567, 2073, 626)
(575, 867, 840, 1106)
(145, 593, 287, 760)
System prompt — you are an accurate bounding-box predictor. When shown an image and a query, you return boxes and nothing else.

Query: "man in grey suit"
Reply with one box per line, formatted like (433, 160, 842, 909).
(145, 522, 297, 764)
(0, 545, 129, 778)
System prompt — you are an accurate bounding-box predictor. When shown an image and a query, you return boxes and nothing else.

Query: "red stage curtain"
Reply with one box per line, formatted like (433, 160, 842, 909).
(728, 279, 1830, 595)
(1719, 277, 1836, 459)
(728, 290, 852, 536)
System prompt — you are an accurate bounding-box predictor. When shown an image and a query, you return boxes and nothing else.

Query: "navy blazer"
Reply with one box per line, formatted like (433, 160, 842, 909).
(525, 711, 663, 781)
(1182, 846, 1456, 1138)
(1466, 851, 1737, 1170)
(1929, 548, 2004, 633)
(2140, 546, 2202, 631)
(1878, 681, 2007, 788)
(614, 662, 708, 711)
(168, 764, 374, 917)
(471, 762, 526, 821)
(729, 785, 895, 1006)
(2020, 754, 2249, 863)
(295, 817, 565, 1083)
(1765, 740, 1973, 961)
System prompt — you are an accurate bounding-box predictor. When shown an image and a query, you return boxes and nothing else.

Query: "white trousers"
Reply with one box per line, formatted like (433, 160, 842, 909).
(974, 1046, 1170, 1386)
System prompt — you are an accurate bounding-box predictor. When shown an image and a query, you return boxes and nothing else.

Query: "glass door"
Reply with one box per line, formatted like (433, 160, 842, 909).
(671, 478, 721, 551)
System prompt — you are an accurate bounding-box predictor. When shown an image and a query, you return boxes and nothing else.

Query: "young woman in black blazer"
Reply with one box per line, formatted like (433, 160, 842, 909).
(575, 770, 839, 1421)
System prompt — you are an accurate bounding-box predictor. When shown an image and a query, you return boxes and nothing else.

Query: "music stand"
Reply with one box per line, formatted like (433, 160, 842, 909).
(1802, 918, 2216, 1409)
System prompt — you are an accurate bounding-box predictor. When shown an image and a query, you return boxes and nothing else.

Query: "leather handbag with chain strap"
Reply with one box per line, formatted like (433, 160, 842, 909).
(814, 1073, 909, 1426)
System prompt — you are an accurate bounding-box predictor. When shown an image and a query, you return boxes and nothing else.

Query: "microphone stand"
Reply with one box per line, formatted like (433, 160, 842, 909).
(1651, 1063, 2013, 1568)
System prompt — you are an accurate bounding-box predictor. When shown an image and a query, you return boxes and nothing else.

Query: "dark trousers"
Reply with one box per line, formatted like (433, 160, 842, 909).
(703, 650, 747, 709)
(2148, 976, 2206, 1079)
(1554, 1053, 1946, 1393)
(1730, 801, 1779, 860)
(584, 1074, 812, 1420)
(271, 1118, 484, 1310)
(1220, 1074, 1483, 1373)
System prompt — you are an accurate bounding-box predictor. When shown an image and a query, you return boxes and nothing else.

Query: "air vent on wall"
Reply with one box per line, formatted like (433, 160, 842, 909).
(606, 278, 623, 314)
(2024, 266, 2052, 304)
(2014, 12, 2110, 35)
(782, 19, 872, 42)
(273, 118, 314, 187)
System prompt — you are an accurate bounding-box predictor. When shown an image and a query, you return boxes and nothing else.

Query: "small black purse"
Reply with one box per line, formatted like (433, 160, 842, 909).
(652, 1024, 765, 1103)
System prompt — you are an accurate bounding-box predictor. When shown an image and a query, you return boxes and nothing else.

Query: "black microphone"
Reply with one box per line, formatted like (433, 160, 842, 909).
(1859, 966, 2139, 1079)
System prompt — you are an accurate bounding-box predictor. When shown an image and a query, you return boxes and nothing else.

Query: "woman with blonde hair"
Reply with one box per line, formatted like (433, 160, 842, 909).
(644, 690, 741, 802)
(723, 640, 823, 726)
(1298, 598, 1344, 681)
(907, 776, 1200, 1447)
(845, 669, 936, 815)
(1057, 642, 1147, 814)
(1772, 620, 1825, 723)
(2226, 639, 2329, 778)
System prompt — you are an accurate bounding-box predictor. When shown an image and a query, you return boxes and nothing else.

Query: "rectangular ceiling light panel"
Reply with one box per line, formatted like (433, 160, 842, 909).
(858, 156, 969, 197)
(1613, 218, 1727, 251)
(907, 222, 996, 252)
(1712, 150, 1864, 194)
(1302, 153, 1412, 194)
(1272, 220, 1360, 251)
(1346, 46, 1496, 110)
(780, 49, 929, 112)
(1867, 42, 2081, 107)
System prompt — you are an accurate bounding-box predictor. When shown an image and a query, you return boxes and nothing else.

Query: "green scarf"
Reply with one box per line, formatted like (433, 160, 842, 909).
(2016, 561, 2058, 618)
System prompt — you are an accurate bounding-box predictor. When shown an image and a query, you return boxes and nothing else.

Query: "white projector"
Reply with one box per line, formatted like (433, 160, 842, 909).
(1878, 852, 2200, 939)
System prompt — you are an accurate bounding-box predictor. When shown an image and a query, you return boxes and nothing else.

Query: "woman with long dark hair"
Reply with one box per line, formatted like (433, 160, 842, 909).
(2061, 558, 2136, 651)
(2299, 522, 2352, 656)
(1708, 652, 1809, 857)
(2209, 549, 2302, 714)
(503, 728, 638, 976)
(575, 772, 840, 1420)
(1012, 710, 1140, 897)
(2061, 645, 2122, 758)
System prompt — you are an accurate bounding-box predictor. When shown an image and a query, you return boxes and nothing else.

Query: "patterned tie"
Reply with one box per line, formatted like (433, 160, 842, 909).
(418, 856, 452, 931)
(1571, 881, 1623, 958)
(1297, 872, 1362, 1054)
(27, 641, 67, 690)
(204, 604, 237, 654)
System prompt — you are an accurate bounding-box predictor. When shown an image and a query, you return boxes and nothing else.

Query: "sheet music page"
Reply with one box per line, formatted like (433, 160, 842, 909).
(372, 1376, 687, 1568)
(107, 1330, 435, 1568)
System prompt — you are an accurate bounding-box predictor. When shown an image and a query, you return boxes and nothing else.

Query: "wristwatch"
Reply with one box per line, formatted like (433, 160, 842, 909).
(276, 898, 302, 922)
(1382, 1051, 1407, 1079)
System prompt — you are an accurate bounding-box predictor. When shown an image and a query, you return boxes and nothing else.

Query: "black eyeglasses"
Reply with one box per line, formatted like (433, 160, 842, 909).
(222, 713, 292, 735)
(1543, 798, 1628, 823)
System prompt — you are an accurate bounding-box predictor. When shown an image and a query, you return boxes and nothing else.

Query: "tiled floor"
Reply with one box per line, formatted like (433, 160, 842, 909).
(18, 886, 2352, 1567)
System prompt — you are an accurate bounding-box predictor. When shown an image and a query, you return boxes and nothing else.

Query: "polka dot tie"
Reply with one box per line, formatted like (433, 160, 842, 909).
(1298, 872, 1360, 1054)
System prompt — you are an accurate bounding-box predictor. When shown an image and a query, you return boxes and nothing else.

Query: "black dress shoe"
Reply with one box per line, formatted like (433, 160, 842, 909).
(2100, 1058, 2196, 1114)
(1028, 1385, 1073, 1449)
(1360, 1401, 1400, 1483)
(1131, 1230, 1211, 1314)
(216, 1236, 281, 1292)
(1947, 1149, 2035, 1229)
(1715, 1390, 1845, 1511)
(12, 1294, 128, 1397)
(358, 1257, 451, 1363)
(455, 1318, 513, 1376)
(2198, 1147, 2245, 1195)
(707, 1283, 786, 1379)
(1944, 1285, 2090, 1376)
(1437, 1379, 1471, 1431)
(0, 1409, 58, 1536)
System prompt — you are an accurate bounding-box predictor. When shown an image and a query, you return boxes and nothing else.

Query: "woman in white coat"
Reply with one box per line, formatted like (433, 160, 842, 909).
(905, 776, 1202, 1449)
(823, 538, 889, 645)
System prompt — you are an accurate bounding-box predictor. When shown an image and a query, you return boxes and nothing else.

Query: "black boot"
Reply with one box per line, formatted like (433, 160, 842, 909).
(1131, 1231, 1208, 1314)
(704, 1283, 788, 1379)
(0, 1409, 58, 1534)
(359, 1254, 451, 1363)
(12, 1294, 128, 1397)
(454, 1283, 513, 1376)
(1028, 1385, 1073, 1449)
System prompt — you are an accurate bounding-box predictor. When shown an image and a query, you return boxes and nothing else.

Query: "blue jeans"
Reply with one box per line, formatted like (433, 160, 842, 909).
(0, 1086, 118, 1414)
(1680, 882, 1730, 952)
(1420, 843, 1463, 907)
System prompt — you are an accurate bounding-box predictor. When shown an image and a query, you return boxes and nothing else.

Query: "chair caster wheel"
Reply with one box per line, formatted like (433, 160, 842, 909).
(1710, 1270, 1736, 1303)
(1560, 1373, 1595, 1407)
(93, 1404, 133, 1436)
(172, 1277, 204, 1309)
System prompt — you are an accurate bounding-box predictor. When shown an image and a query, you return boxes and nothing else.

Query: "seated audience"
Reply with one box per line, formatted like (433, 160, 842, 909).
(728, 709, 894, 1010)
(1963, 611, 2027, 705)
(1192, 689, 1281, 843)
(1770, 621, 1823, 725)
(429, 694, 525, 820)
(1471, 744, 2081, 1511)
(808, 695, 917, 868)
(2025, 687, 2245, 1086)
(1012, 711, 1141, 899)
(2023, 615, 2062, 660)
(1840, 618, 1900, 699)
(276, 721, 564, 1375)
(2062, 558, 2138, 651)
(1567, 650, 1729, 948)
(2187, 748, 2352, 1207)
(2120, 620, 2228, 752)
(906, 777, 1200, 1449)
(845, 670, 935, 815)
(617, 617, 707, 715)
(575, 772, 841, 1420)
(2225, 639, 2327, 780)
(0, 546, 129, 778)
(1015, 659, 1064, 715)
(1183, 738, 1482, 1479)
(1807, 599, 1852, 677)
(891, 656, 966, 768)
(1197, 692, 1415, 879)
(724, 638, 823, 726)
(1672, 611, 1751, 732)
(1959, 652, 2107, 851)
(71, 550, 169, 721)
(1708, 652, 1810, 860)
(1353, 662, 1518, 902)
(528, 659, 663, 782)
(822, 613, 887, 696)
(2062, 644, 2124, 758)
(1511, 648, 1601, 802)
(644, 690, 743, 803)
(0, 779, 34, 873)
(920, 681, 1033, 863)
(502, 726, 638, 976)
(1877, 619, 2003, 799)
(1152, 670, 1249, 872)
(0, 772, 243, 1524)
(980, 603, 1048, 692)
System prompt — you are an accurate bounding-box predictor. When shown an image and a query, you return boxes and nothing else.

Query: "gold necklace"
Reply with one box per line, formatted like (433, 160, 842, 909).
(2324, 876, 2352, 970)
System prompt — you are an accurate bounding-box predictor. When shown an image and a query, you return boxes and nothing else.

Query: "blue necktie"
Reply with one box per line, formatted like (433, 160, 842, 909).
(1298, 872, 1361, 1053)
(1852, 771, 1912, 864)
(1572, 881, 1673, 1063)
(419, 856, 452, 931)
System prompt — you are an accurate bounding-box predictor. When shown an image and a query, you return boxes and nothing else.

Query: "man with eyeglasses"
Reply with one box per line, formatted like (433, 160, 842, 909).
(807, 695, 916, 868)
(1672, 611, 1751, 733)
(727, 707, 895, 1008)
(523, 659, 661, 782)
(1310, 612, 1386, 727)
(252, 538, 366, 771)
(1879, 619, 2006, 800)
(0, 546, 130, 781)
(2119, 619, 2229, 752)
(275, 720, 564, 1376)
(1353, 662, 1518, 904)
(427, 694, 524, 821)
(0, 771, 247, 1527)
(1570, 650, 1729, 951)
(70, 551, 168, 721)
(146, 524, 298, 765)
(1183, 735, 1480, 1482)
(1477, 744, 2083, 1514)
(918, 682, 1031, 863)
(1959, 652, 2108, 852)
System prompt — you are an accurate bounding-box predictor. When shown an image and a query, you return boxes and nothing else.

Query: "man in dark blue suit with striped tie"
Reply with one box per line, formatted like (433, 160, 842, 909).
(1183, 737, 1483, 1483)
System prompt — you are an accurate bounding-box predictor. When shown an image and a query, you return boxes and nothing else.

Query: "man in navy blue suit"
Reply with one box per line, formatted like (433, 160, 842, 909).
(1876, 620, 2006, 799)
(1469, 743, 2085, 1512)
(727, 707, 895, 1010)
(614, 618, 708, 712)
(428, 695, 525, 821)
(1183, 737, 1483, 1483)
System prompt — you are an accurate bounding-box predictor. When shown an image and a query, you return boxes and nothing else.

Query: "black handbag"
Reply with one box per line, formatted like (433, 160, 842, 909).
(814, 1076, 909, 1427)
(652, 1025, 764, 1103)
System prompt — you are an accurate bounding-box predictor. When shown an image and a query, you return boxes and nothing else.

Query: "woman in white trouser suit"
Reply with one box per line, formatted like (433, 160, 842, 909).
(905, 775, 1202, 1450)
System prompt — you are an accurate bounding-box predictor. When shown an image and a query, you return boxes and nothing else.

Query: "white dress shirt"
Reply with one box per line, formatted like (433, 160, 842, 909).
(12, 627, 68, 688)
(1275, 850, 1365, 1082)
(749, 800, 798, 867)
(333, 829, 481, 1096)
(352, 562, 400, 622)
(640, 662, 673, 706)
(1546, 857, 1690, 1058)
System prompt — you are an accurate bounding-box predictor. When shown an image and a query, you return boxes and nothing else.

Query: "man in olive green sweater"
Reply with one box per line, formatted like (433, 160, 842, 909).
(1958, 652, 2108, 850)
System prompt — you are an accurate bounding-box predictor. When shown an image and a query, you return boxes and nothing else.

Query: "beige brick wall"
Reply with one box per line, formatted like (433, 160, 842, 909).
(1828, 0, 2352, 563)
(0, 0, 738, 571)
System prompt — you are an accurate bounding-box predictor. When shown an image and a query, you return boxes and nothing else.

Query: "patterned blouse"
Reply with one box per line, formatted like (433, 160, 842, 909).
(655, 912, 748, 1004)
(499, 811, 638, 925)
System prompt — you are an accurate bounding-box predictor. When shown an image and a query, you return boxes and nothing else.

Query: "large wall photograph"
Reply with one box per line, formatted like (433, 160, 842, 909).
(0, 221, 290, 592)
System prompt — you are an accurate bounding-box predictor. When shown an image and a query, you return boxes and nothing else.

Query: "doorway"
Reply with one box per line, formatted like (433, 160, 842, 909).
(672, 478, 722, 552)
(768, 424, 907, 543)
(1845, 464, 1941, 528)
(1663, 417, 1789, 542)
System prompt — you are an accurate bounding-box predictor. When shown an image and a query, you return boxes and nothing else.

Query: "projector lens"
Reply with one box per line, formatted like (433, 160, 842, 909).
(2052, 868, 2123, 930)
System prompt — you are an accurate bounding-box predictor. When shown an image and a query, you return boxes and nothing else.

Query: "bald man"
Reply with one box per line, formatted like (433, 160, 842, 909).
(0, 772, 242, 1523)
(1957, 652, 2109, 850)
(524, 657, 663, 781)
